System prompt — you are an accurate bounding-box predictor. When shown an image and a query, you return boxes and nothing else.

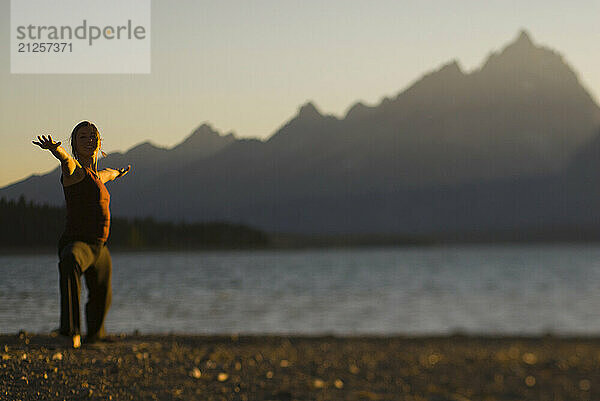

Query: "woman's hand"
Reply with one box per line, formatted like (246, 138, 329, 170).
(32, 135, 61, 151)
(116, 165, 131, 178)
(99, 165, 131, 184)
(33, 134, 78, 176)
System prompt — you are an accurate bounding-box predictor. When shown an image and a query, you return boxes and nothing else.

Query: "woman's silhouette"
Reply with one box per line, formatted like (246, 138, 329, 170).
(33, 121, 130, 348)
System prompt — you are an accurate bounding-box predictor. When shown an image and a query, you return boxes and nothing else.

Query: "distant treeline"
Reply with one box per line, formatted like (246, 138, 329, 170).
(6, 196, 596, 252)
(0, 196, 269, 250)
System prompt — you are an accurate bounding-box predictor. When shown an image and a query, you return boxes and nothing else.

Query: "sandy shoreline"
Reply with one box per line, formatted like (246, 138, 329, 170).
(1, 332, 599, 400)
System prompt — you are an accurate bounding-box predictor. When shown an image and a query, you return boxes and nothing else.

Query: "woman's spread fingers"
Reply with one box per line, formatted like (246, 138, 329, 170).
(33, 135, 60, 148)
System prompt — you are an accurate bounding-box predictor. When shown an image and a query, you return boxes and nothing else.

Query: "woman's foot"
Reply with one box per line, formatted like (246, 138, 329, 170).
(72, 334, 81, 349)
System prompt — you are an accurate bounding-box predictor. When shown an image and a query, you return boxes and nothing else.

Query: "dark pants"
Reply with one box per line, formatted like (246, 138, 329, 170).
(58, 236, 112, 338)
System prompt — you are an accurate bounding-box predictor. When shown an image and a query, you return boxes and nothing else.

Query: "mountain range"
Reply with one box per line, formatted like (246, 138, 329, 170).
(3, 30, 600, 236)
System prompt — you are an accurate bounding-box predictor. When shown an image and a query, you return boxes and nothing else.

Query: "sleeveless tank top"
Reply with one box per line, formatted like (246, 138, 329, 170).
(62, 167, 111, 243)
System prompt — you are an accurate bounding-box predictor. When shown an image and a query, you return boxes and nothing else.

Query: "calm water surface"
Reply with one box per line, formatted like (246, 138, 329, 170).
(2, 245, 600, 335)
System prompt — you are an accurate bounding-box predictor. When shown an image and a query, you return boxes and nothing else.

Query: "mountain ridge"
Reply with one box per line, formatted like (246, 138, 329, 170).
(3, 30, 600, 236)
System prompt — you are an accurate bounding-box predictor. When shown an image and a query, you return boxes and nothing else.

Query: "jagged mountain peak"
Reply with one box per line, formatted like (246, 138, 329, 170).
(345, 101, 370, 119)
(174, 123, 236, 148)
(126, 141, 165, 155)
(500, 29, 539, 55)
(514, 29, 534, 46)
(297, 101, 323, 120)
(477, 29, 562, 75)
(266, 101, 334, 144)
(166, 122, 237, 160)
(189, 123, 220, 138)
(439, 59, 464, 75)
(397, 59, 466, 99)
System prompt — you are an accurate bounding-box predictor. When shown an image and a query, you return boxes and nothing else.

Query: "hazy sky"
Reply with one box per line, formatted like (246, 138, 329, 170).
(1, 0, 599, 187)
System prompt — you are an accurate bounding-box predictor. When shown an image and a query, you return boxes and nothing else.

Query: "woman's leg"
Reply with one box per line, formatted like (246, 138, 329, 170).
(84, 245, 112, 340)
(58, 241, 99, 337)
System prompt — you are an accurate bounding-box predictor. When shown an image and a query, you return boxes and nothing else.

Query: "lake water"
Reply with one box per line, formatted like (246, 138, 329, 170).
(2, 245, 600, 335)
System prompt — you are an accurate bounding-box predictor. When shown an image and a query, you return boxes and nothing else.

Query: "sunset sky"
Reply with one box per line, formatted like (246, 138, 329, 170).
(1, 0, 599, 187)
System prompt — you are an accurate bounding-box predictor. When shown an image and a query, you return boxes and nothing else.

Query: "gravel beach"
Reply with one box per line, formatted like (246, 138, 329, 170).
(1, 332, 599, 400)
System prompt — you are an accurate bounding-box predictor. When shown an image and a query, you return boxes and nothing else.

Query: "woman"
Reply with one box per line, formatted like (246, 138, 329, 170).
(33, 121, 131, 348)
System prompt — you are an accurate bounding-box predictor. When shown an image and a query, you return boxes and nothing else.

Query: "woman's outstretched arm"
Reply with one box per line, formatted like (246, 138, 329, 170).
(32, 134, 80, 177)
(98, 164, 131, 184)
